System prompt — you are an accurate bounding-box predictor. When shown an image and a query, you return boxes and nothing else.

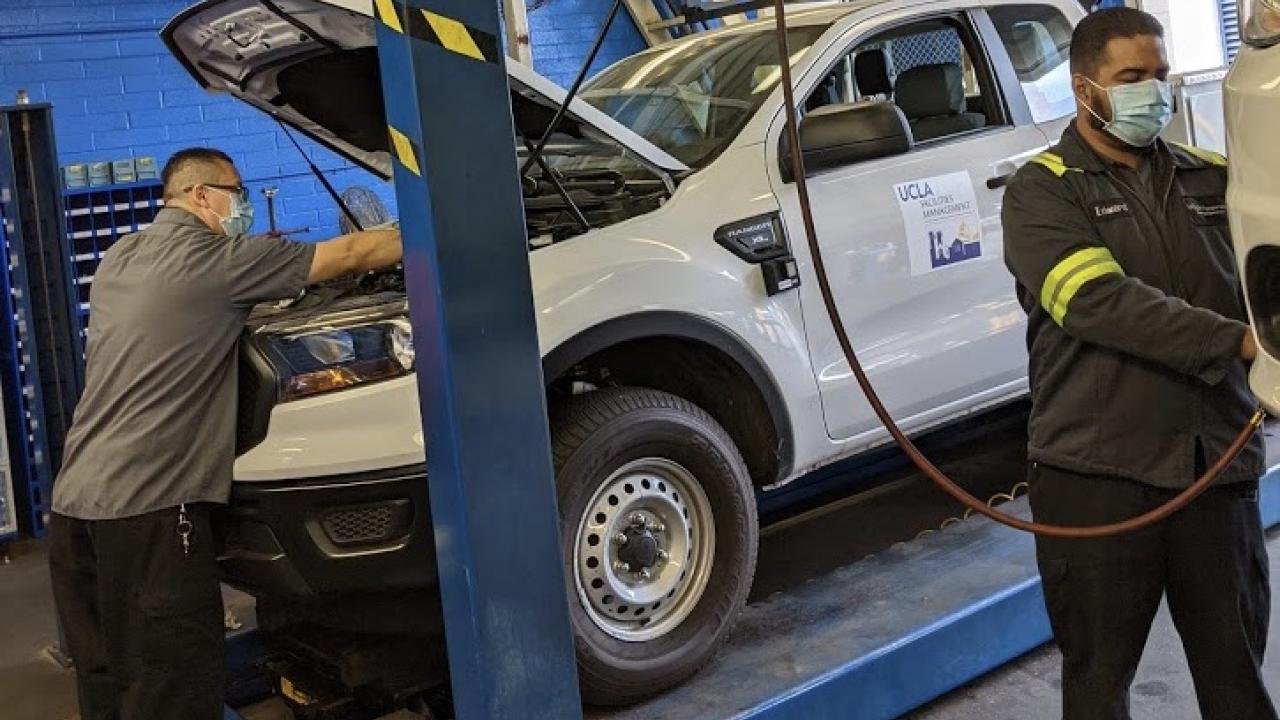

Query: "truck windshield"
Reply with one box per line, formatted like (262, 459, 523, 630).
(580, 24, 830, 168)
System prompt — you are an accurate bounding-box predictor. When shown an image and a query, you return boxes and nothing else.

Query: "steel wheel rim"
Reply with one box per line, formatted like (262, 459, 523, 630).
(573, 457, 716, 642)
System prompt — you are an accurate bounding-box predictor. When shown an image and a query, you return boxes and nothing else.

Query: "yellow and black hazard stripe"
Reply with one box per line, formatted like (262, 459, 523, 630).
(374, 0, 500, 64)
(388, 124, 423, 176)
(1039, 246, 1124, 326)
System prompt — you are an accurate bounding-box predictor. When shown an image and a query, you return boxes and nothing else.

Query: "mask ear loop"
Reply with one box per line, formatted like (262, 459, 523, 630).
(201, 186, 238, 229)
(191, 184, 221, 216)
(1075, 76, 1111, 128)
(211, 186, 245, 214)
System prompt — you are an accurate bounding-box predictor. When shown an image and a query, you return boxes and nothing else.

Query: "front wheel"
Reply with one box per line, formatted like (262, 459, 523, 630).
(551, 388, 758, 705)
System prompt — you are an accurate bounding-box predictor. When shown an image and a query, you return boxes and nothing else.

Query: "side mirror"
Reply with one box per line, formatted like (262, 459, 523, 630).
(780, 101, 914, 182)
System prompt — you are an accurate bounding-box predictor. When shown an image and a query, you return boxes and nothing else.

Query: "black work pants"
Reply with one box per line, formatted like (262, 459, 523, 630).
(48, 505, 225, 720)
(1029, 463, 1276, 720)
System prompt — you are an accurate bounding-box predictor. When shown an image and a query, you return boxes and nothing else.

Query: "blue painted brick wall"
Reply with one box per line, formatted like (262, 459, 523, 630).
(527, 0, 648, 86)
(0, 0, 648, 241)
(0, 0, 396, 241)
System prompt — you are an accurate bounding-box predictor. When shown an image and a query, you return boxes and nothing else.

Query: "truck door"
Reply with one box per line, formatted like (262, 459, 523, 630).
(770, 7, 1047, 445)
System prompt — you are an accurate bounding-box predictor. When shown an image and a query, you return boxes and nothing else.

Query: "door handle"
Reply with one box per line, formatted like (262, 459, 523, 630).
(986, 173, 1012, 190)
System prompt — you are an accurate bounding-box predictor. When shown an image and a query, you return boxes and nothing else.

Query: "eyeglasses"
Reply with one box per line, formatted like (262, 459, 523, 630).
(184, 183, 248, 195)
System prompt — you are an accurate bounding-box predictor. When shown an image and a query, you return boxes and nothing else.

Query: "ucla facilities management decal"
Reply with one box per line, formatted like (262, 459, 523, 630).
(894, 171, 986, 276)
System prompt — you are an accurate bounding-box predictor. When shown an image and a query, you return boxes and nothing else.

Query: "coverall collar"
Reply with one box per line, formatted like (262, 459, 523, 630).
(152, 206, 215, 230)
(1058, 121, 1220, 174)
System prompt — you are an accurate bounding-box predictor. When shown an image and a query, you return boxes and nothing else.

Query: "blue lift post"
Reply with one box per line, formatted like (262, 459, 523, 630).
(371, 1, 583, 719)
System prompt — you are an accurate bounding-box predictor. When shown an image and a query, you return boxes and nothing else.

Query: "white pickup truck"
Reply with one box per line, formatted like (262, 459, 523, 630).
(1228, 0, 1280, 415)
(164, 0, 1085, 703)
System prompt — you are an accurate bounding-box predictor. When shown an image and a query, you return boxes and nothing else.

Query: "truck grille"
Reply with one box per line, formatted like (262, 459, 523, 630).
(322, 506, 396, 545)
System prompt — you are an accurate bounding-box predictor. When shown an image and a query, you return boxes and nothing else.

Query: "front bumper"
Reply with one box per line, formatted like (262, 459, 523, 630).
(217, 466, 436, 598)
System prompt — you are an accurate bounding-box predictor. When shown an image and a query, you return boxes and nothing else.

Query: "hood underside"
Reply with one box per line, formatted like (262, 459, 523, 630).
(162, 0, 689, 178)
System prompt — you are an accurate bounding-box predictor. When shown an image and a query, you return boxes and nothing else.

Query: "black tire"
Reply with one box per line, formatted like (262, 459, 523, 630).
(550, 387, 758, 706)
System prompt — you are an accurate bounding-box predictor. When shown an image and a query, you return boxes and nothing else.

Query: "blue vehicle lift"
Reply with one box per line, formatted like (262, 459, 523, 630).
(599, 469, 1280, 720)
(220, 3, 1277, 719)
(372, 1, 582, 718)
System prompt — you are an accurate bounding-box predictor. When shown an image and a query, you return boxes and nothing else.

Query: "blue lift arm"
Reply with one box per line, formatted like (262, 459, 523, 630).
(372, 2, 583, 718)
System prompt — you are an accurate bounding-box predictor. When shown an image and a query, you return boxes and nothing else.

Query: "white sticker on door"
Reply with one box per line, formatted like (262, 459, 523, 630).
(894, 171, 985, 276)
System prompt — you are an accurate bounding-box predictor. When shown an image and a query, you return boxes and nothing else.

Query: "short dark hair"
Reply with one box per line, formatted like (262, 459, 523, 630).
(161, 147, 235, 200)
(1069, 8, 1165, 78)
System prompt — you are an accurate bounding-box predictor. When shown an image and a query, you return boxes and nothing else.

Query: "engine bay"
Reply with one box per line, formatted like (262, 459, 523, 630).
(522, 165, 669, 247)
(250, 157, 672, 326)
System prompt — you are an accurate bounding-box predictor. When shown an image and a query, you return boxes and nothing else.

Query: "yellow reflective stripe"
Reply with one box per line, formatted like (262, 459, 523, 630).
(1172, 142, 1227, 167)
(388, 125, 422, 176)
(1049, 260, 1123, 325)
(1040, 247, 1123, 325)
(423, 10, 486, 62)
(1040, 247, 1111, 313)
(373, 0, 403, 33)
(1027, 152, 1077, 178)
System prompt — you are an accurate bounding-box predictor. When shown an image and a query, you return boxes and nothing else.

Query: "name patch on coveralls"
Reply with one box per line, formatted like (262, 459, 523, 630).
(1090, 199, 1132, 222)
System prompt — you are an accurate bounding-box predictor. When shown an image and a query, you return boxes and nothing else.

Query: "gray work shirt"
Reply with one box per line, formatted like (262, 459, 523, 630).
(51, 208, 316, 520)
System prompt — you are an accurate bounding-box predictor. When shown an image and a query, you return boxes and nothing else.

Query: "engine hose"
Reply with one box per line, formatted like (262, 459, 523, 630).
(769, 0, 1266, 539)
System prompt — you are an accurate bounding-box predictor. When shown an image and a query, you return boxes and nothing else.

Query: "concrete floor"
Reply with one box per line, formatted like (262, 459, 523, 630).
(9, 532, 1280, 720)
(0, 540, 77, 720)
(0, 540, 256, 720)
(3, 415, 1278, 719)
(910, 530, 1280, 720)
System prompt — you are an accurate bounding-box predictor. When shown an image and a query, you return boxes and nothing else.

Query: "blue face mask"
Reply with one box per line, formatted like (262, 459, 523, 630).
(210, 187, 255, 236)
(1081, 77, 1173, 148)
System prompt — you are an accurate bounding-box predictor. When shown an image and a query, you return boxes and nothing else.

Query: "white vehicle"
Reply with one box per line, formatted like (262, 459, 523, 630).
(1228, 0, 1280, 415)
(164, 0, 1083, 703)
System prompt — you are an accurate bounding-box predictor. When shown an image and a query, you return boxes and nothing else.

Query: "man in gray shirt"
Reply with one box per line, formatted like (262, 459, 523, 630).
(47, 147, 402, 720)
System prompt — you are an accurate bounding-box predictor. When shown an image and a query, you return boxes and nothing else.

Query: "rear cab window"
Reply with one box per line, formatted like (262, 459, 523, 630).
(988, 4, 1076, 123)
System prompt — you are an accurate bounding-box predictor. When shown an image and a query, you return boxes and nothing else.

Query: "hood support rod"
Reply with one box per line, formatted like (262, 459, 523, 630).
(519, 0, 625, 178)
(276, 118, 364, 232)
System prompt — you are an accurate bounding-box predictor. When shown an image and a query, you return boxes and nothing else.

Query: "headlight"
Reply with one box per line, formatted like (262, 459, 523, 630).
(257, 306, 415, 402)
(1243, 0, 1280, 48)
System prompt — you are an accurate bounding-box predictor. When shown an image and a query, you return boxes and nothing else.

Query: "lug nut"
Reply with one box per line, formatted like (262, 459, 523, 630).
(639, 568, 653, 581)
(629, 512, 647, 526)
(657, 550, 669, 563)
(613, 561, 631, 573)
(613, 532, 629, 546)
(648, 522, 665, 534)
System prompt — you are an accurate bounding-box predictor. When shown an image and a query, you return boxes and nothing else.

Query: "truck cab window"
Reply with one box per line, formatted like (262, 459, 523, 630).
(989, 4, 1076, 122)
(806, 16, 1004, 144)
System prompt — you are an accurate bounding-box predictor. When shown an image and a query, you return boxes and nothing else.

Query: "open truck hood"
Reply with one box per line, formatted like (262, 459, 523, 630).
(162, 0, 689, 179)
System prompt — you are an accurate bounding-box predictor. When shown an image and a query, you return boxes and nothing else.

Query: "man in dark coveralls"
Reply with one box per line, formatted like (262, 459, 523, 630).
(1002, 9, 1275, 720)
